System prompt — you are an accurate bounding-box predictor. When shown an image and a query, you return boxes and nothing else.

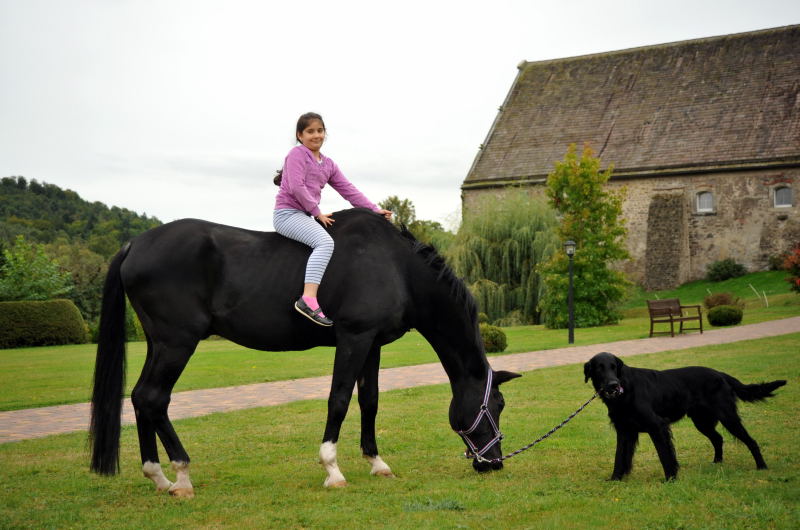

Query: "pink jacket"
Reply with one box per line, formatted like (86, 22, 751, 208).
(274, 144, 378, 217)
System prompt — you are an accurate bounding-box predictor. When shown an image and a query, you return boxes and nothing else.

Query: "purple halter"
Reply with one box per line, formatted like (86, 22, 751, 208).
(455, 370, 503, 463)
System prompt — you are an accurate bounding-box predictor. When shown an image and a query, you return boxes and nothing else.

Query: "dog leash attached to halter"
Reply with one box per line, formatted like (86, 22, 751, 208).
(466, 390, 599, 465)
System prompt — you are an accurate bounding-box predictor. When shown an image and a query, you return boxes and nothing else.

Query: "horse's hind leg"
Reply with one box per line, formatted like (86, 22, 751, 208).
(358, 344, 394, 478)
(131, 339, 197, 497)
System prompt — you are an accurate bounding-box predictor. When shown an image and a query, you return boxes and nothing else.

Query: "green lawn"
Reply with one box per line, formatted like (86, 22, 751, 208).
(2, 272, 799, 411)
(1, 336, 797, 528)
(621, 269, 793, 311)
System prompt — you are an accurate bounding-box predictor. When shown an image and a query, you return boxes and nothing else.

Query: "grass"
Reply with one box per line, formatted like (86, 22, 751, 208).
(1, 335, 798, 528)
(621, 270, 793, 312)
(2, 271, 799, 411)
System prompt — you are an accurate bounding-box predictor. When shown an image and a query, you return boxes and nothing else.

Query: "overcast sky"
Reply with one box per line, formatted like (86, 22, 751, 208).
(2, 1, 799, 232)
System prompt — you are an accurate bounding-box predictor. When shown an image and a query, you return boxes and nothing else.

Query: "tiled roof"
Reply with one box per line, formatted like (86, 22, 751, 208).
(464, 25, 800, 188)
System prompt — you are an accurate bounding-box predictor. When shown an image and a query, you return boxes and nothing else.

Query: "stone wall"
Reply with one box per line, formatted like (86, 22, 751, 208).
(461, 167, 800, 289)
(643, 193, 685, 290)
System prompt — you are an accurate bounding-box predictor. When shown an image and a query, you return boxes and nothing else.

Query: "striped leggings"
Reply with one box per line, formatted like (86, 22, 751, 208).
(273, 208, 334, 285)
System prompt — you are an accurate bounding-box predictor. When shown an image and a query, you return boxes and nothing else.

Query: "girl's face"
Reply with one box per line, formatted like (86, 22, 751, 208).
(297, 119, 326, 154)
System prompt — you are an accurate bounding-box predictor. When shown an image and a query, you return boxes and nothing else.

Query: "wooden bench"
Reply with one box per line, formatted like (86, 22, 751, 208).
(647, 298, 703, 337)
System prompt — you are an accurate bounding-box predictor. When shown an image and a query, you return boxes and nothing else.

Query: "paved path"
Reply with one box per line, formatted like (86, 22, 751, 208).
(2, 317, 798, 444)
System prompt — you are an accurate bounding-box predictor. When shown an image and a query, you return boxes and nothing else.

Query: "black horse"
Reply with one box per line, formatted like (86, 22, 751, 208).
(90, 208, 520, 497)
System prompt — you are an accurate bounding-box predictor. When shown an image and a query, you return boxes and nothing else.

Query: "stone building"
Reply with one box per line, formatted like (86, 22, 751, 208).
(462, 25, 800, 289)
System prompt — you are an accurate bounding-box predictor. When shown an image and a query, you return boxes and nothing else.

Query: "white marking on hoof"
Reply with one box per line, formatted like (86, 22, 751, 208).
(320, 441, 347, 488)
(364, 454, 395, 478)
(168, 461, 195, 499)
(142, 461, 173, 492)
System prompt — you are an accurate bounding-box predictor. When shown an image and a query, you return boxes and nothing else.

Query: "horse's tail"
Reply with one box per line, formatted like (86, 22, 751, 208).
(89, 243, 131, 475)
(724, 374, 787, 403)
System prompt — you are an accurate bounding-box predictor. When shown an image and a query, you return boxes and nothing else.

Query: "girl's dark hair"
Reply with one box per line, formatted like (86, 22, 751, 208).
(274, 112, 326, 186)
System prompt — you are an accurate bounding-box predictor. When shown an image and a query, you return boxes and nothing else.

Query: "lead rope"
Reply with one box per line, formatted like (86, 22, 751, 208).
(473, 392, 598, 464)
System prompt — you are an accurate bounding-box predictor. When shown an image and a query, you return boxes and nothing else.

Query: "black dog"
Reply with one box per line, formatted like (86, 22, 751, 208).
(583, 352, 786, 481)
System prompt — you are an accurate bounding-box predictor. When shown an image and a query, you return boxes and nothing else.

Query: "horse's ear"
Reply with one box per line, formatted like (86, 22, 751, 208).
(493, 370, 521, 386)
(583, 361, 591, 383)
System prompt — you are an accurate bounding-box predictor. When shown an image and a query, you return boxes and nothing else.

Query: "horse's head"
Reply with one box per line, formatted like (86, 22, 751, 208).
(451, 369, 521, 472)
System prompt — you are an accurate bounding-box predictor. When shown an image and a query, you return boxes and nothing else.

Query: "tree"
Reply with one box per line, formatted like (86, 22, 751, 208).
(378, 195, 453, 249)
(0, 235, 73, 301)
(448, 191, 560, 324)
(379, 196, 416, 228)
(538, 144, 631, 328)
(45, 240, 107, 322)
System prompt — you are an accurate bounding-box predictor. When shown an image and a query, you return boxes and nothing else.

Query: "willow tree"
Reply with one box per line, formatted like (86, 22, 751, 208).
(538, 144, 630, 328)
(448, 191, 559, 325)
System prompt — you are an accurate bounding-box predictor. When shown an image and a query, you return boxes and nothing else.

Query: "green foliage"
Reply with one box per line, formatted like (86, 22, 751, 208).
(379, 195, 416, 227)
(45, 240, 107, 323)
(0, 176, 161, 259)
(0, 235, 73, 301)
(479, 323, 507, 353)
(783, 245, 800, 294)
(538, 144, 631, 328)
(703, 292, 744, 310)
(0, 299, 88, 348)
(449, 191, 559, 324)
(706, 258, 747, 282)
(379, 195, 454, 249)
(707, 305, 744, 326)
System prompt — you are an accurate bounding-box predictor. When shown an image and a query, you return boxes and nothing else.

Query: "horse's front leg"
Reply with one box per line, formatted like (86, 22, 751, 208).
(320, 332, 375, 488)
(358, 344, 394, 479)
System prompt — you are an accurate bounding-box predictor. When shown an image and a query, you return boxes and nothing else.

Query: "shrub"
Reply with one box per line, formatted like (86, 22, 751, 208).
(706, 258, 747, 282)
(88, 300, 145, 343)
(477, 312, 489, 324)
(493, 309, 525, 327)
(707, 305, 743, 327)
(479, 323, 507, 353)
(703, 292, 744, 310)
(783, 245, 800, 294)
(769, 253, 788, 271)
(0, 299, 89, 348)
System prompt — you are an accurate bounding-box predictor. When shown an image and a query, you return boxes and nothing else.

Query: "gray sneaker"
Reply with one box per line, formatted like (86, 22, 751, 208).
(294, 298, 333, 327)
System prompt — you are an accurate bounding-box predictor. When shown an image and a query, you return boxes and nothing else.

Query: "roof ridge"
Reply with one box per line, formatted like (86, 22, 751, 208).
(517, 24, 799, 69)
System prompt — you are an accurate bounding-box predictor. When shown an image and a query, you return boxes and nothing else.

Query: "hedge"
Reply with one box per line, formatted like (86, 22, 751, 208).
(0, 299, 89, 348)
(707, 305, 744, 327)
(480, 323, 507, 353)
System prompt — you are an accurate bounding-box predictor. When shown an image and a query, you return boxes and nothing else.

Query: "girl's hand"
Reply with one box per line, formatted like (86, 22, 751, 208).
(316, 213, 335, 227)
(377, 209, 393, 221)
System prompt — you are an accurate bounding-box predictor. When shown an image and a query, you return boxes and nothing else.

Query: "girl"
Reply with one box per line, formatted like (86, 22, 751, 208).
(274, 112, 392, 326)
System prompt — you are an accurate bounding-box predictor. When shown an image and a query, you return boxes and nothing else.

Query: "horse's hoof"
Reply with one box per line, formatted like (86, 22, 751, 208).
(325, 480, 347, 488)
(373, 469, 395, 478)
(169, 488, 195, 499)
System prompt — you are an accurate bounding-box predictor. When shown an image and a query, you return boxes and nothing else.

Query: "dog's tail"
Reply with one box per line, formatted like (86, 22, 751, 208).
(725, 375, 787, 402)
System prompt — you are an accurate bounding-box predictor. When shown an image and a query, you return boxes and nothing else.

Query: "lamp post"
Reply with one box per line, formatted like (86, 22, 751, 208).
(564, 240, 576, 344)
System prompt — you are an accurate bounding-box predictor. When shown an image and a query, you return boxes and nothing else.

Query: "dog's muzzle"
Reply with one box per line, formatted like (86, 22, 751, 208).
(602, 383, 624, 399)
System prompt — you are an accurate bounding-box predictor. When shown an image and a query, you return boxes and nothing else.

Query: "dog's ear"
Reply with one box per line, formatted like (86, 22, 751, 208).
(583, 361, 592, 383)
(614, 356, 624, 377)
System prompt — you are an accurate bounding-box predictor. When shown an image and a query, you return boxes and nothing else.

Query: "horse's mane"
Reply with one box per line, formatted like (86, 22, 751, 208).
(399, 226, 478, 324)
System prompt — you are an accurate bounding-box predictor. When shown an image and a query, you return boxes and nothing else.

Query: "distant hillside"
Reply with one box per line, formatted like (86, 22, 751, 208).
(0, 176, 162, 258)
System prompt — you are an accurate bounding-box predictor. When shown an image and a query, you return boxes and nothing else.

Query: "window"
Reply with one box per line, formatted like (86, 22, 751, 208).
(775, 186, 792, 208)
(696, 191, 714, 213)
